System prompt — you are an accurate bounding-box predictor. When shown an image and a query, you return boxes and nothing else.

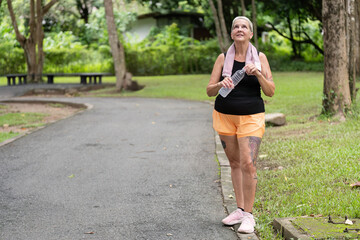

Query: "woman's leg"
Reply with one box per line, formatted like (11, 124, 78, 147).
(219, 134, 244, 209)
(237, 136, 261, 212)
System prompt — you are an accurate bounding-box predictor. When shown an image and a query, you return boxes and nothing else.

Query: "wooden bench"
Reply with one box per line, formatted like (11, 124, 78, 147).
(6, 73, 112, 86)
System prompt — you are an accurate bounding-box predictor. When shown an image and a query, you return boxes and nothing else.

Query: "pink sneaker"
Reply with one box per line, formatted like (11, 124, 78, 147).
(237, 212, 255, 233)
(222, 209, 245, 225)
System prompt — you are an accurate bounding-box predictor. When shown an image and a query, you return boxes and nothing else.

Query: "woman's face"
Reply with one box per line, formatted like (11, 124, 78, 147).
(231, 19, 253, 42)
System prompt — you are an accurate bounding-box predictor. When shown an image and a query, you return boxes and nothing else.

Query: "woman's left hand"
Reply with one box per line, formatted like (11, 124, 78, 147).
(244, 64, 261, 77)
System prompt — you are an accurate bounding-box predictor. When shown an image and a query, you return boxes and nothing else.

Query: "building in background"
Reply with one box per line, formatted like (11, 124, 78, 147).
(126, 11, 211, 42)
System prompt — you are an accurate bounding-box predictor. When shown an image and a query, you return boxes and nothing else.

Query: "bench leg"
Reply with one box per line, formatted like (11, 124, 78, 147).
(47, 76, 54, 84)
(80, 76, 86, 84)
(99, 76, 102, 84)
(7, 77, 11, 86)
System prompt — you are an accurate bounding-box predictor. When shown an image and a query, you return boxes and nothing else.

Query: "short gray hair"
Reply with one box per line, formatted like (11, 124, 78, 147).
(231, 16, 253, 32)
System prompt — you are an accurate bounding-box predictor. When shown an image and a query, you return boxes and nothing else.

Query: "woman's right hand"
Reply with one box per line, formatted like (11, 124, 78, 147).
(220, 76, 235, 89)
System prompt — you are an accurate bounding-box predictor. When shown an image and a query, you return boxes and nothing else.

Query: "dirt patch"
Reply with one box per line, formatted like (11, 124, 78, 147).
(0, 102, 85, 134)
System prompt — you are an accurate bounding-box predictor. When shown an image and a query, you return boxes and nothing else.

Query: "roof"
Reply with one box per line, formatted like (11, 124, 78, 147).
(138, 11, 204, 20)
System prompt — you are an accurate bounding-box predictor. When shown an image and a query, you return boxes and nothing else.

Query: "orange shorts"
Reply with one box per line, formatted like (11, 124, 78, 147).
(212, 110, 265, 138)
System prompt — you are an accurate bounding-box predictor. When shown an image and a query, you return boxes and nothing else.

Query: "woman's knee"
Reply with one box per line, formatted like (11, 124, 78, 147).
(240, 159, 256, 174)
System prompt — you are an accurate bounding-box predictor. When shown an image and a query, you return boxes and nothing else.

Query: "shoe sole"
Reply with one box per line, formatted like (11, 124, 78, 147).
(222, 219, 243, 226)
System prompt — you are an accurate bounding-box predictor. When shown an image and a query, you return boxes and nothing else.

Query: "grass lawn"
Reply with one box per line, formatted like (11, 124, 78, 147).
(1, 72, 359, 239)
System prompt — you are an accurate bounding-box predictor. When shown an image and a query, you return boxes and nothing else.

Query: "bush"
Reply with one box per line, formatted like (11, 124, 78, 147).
(125, 24, 219, 75)
(0, 43, 26, 75)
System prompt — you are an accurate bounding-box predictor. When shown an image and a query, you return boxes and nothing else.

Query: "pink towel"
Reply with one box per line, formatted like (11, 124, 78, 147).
(222, 42, 261, 77)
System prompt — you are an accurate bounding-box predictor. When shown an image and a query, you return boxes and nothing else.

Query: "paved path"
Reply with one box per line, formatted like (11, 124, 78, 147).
(0, 85, 238, 239)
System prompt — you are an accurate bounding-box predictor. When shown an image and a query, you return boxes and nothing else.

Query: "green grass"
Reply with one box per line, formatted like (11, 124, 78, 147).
(0, 132, 20, 143)
(0, 113, 47, 126)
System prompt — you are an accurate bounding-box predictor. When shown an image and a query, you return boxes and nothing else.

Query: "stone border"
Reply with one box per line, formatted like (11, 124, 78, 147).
(215, 132, 260, 240)
(273, 218, 311, 240)
(0, 99, 92, 147)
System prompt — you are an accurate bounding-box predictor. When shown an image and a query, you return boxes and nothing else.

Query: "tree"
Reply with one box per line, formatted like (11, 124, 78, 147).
(240, 0, 246, 15)
(76, 0, 101, 23)
(104, 0, 126, 90)
(322, 0, 351, 117)
(346, 0, 359, 101)
(261, 0, 323, 58)
(7, 0, 58, 83)
(251, 0, 258, 49)
(209, 0, 229, 52)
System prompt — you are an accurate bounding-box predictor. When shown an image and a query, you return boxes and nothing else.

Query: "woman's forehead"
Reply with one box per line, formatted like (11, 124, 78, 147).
(233, 19, 250, 27)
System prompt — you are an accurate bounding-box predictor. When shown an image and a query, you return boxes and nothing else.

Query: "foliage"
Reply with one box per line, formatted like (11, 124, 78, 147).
(81, 7, 137, 46)
(124, 23, 219, 75)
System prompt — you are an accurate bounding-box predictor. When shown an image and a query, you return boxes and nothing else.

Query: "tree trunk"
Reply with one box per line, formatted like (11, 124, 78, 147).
(347, 0, 358, 101)
(251, 0, 258, 49)
(104, 0, 126, 90)
(7, 0, 58, 83)
(216, 0, 229, 48)
(287, 14, 299, 58)
(209, 0, 226, 52)
(240, 0, 246, 15)
(322, 0, 352, 117)
(358, 0, 360, 75)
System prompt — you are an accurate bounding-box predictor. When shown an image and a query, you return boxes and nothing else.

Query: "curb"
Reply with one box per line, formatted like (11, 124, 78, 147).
(0, 99, 92, 147)
(273, 218, 311, 240)
(215, 133, 260, 240)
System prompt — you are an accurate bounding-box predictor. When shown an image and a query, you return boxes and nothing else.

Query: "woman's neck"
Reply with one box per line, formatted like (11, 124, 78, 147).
(234, 41, 249, 59)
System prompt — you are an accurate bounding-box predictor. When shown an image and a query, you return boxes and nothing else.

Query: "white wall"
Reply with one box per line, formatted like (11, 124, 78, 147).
(125, 17, 157, 43)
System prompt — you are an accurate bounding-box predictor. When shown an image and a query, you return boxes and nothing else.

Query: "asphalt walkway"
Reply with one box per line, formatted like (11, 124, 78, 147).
(0, 85, 238, 240)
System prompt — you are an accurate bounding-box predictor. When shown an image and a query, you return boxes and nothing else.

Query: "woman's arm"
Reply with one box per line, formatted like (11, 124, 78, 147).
(206, 54, 234, 97)
(244, 52, 275, 97)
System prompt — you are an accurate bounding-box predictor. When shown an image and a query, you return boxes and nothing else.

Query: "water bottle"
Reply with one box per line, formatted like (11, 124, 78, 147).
(218, 68, 245, 98)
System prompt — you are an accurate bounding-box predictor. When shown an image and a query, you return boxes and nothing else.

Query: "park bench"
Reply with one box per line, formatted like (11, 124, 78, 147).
(6, 74, 27, 85)
(6, 73, 112, 86)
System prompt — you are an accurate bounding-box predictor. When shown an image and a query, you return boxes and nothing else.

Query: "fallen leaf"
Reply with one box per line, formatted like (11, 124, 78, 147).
(3, 124, 9, 128)
(259, 154, 267, 159)
(169, 184, 173, 188)
(151, 121, 156, 124)
(84, 231, 94, 234)
(350, 182, 360, 188)
(68, 174, 75, 178)
(284, 175, 288, 181)
(21, 114, 25, 117)
(166, 233, 173, 236)
(228, 194, 234, 199)
(163, 147, 167, 150)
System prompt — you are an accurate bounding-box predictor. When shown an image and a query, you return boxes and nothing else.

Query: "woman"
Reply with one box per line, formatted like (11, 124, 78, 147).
(206, 16, 275, 234)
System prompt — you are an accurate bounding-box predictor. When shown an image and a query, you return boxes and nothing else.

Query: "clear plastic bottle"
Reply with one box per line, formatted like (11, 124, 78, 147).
(218, 68, 245, 98)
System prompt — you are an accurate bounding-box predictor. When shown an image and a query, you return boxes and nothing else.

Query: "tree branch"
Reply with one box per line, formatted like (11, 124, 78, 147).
(267, 22, 324, 55)
(6, 0, 26, 44)
(43, 0, 59, 15)
(209, 0, 226, 51)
